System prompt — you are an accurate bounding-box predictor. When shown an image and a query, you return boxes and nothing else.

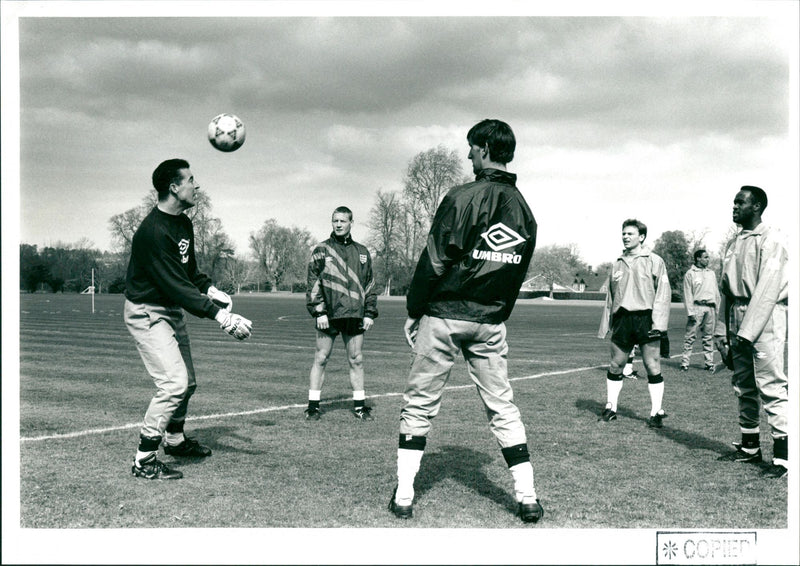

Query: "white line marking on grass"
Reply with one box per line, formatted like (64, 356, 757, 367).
(20, 363, 604, 444)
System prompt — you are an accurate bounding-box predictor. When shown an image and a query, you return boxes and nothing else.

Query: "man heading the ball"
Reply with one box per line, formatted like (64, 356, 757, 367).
(125, 158, 252, 480)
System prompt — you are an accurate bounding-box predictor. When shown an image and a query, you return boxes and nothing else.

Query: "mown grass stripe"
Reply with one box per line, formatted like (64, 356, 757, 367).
(19, 364, 599, 443)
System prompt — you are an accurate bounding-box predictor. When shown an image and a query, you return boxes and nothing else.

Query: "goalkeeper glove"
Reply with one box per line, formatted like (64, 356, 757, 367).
(207, 285, 232, 311)
(714, 336, 734, 370)
(215, 310, 252, 340)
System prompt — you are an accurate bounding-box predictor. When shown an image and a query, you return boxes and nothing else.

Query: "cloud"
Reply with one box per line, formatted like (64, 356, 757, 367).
(12, 14, 796, 262)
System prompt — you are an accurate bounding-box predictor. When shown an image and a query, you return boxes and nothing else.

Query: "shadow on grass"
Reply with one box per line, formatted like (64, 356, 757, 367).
(414, 445, 516, 514)
(177, 425, 272, 457)
(574, 398, 732, 454)
(319, 397, 386, 416)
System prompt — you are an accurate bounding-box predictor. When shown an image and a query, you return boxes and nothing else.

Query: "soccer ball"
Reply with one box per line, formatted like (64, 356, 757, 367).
(207, 113, 246, 152)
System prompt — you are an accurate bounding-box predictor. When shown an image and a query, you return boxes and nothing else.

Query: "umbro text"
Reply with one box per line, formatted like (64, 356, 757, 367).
(472, 249, 523, 264)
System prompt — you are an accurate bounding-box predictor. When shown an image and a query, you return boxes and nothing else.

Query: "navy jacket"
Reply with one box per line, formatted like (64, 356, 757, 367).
(407, 169, 537, 323)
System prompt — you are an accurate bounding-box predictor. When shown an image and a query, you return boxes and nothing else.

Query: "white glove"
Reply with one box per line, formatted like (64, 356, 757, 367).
(207, 285, 232, 311)
(215, 309, 252, 340)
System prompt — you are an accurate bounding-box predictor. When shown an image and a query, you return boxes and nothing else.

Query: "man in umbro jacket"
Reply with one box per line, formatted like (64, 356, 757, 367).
(388, 119, 543, 524)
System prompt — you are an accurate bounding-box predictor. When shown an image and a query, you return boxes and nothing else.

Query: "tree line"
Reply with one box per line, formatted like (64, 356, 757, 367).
(20, 145, 732, 299)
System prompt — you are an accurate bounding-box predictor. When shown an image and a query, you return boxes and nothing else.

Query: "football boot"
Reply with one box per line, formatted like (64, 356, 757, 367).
(719, 442, 762, 463)
(132, 453, 183, 480)
(352, 406, 374, 421)
(304, 407, 322, 421)
(518, 498, 544, 523)
(600, 403, 617, 422)
(388, 486, 413, 519)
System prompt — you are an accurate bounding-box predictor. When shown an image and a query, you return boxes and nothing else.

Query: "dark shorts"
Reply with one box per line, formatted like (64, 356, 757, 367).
(319, 317, 365, 337)
(610, 309, 660, 351)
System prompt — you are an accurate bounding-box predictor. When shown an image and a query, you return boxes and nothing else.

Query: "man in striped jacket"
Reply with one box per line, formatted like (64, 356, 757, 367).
(305, 206, 378, 421)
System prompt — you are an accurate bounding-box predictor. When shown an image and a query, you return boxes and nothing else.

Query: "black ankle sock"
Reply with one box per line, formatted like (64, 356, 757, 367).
(741, 433, 760, 450)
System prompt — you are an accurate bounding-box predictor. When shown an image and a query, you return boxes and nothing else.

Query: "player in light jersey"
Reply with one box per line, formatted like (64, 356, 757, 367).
(680, 249, 720, 373)
(598, 219, 671, 428)
(714, 186, 788, 479)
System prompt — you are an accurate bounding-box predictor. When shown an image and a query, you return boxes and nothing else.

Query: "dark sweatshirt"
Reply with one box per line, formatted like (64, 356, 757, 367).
(125, 207, 220, 319)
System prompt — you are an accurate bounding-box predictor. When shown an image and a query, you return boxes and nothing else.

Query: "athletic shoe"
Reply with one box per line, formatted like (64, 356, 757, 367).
(131, 453, 183, 480)
(761, 464, 788, 479)
(624, 371, 639, 380)
(680, 366, 689, 372)
(647, 411, 668, 429)
(600, 404, 617, 422)
(705, 365, 716, 374)
(518, 498, 544, 523)
(352, 406, 374, 421)
(719, 442, 762, 463)
(388, 486, 413, 519)
(163, 436, 212, 458)
(304, 407, 321, 421)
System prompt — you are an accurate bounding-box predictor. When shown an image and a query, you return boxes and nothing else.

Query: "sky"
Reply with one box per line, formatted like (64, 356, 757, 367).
(4, 2, 798, 269)
(2, 2, 799, 564)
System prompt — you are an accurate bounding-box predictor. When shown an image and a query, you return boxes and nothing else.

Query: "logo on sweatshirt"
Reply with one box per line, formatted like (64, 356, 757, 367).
(472, 223, 525, 264)
(178, 238, 190, 264)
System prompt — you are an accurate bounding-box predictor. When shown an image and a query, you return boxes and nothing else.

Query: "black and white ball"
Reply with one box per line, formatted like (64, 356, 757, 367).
(208, 113, 246, 152)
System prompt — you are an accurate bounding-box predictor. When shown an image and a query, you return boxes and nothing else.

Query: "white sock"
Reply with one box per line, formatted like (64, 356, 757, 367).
(164, 431, 185, 446)
(396, 448, 424, 504)
(308, 389, 321, 401)
(773, 458, 788, 468)
(135, 450, 156, 466)
(606, 378, 623, 412)
(648, 382, 664, 416)
(509, 462, 537, 503)
(353, 390, 365, 401)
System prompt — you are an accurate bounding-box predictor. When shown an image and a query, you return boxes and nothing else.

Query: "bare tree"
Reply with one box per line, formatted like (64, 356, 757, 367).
(219, 254, 258, 294)
(403, 145, 467, 225)
(250, 219, 314, 291)
(368, 190, 403, 294)
(108, 195, 154, 256)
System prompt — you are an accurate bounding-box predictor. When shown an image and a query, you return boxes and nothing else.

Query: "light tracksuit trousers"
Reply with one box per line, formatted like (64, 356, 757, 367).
(399, 315, 528, 449)
(681, 304, 716, 368)
(728, 302, 788, 438)
(124, 300, 197, 439)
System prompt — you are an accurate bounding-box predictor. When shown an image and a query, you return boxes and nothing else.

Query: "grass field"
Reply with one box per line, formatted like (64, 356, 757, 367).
(7, 292, 797, 562)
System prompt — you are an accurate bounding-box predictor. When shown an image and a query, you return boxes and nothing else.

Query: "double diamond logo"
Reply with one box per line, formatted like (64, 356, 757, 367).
(480, 223, 526, 252)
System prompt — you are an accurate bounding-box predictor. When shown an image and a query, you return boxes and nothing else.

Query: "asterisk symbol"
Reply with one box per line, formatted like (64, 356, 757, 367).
(662, 540, 678, 559)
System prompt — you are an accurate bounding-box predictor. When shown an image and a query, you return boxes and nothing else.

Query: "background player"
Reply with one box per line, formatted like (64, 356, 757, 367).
(598, 219, 671, 428)
(680, 249, 720, 373)
(305, 206, 378, 421)
(125, 158, 252, 480)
